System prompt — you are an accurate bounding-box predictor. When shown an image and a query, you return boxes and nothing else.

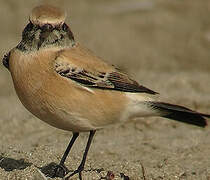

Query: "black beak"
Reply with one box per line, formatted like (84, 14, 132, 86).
(2, 52, 10, 70)
(37, 24, 54, 49)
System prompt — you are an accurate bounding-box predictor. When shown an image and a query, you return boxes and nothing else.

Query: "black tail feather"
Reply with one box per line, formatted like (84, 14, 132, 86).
(149, 102, 209, 127)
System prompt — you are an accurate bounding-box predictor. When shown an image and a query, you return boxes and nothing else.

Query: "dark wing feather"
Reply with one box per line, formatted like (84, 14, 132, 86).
(148, 102, 209, 127)
(107, 72, 157, 94)
(55, 62, 158, 94)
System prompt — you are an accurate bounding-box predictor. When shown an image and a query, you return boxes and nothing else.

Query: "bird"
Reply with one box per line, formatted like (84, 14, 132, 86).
(2, 4, 210, 180)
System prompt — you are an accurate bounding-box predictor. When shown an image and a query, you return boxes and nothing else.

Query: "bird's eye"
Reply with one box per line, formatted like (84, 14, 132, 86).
(25, 22, 34, 31)
(22, 22, 34, 39)
(62, 23, 69, 31)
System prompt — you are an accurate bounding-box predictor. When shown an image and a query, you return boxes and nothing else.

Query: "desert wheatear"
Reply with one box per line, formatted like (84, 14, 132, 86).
(2, 4, 210, 179)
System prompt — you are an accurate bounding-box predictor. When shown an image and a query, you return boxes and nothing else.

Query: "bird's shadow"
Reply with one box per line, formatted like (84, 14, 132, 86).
(0, 156, 32, 171)
(39, 162, 68, 178)
(0, 157, 131, 180)
(39, 162, 105, 179)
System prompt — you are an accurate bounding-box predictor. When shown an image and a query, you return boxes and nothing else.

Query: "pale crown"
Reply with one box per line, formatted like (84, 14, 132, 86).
(29, 5, 66, 26)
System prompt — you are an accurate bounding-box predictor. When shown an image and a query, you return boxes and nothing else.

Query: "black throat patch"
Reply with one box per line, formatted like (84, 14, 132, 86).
(17, 22, 75, 52)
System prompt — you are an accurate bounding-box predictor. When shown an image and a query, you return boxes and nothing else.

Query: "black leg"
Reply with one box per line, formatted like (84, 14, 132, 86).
(65, 130, 96, 180)
(77, 130, 96, 172)
(59, 132, 79, 166)
(53, 132, 79, 177)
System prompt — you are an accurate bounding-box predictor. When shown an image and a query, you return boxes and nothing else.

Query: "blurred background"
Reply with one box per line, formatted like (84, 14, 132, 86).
(0, 0, 210, 179)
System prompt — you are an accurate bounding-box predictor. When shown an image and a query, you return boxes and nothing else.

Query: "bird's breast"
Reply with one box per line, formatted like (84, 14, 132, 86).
(8, 49, 129, 132)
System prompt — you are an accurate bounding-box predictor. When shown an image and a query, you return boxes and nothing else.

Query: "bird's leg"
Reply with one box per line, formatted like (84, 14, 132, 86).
(53, 132, 79, 177)
(65, 130, 96, 180)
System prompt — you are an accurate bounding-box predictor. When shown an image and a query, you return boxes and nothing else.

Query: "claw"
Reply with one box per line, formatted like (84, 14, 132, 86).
(64, 166, 84, 180)
(53, 164, 69, 178)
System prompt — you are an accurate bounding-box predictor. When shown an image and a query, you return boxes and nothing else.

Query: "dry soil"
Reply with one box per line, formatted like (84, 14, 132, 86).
(0, 0, 210, 179)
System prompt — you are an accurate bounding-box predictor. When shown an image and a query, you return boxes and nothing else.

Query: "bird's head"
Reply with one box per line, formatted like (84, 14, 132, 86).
(18, 4, 75, 51)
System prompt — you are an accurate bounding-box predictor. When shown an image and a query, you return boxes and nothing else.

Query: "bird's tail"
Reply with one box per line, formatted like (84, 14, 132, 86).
(147, 102, 210, 127)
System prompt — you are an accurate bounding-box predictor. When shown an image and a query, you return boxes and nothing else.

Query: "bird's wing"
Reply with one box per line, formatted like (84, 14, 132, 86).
(54, 44, 158, 94)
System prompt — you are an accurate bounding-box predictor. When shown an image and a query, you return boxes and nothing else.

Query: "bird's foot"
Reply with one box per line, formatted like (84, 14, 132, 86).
(64, 165, 84, 180)
(53, 164, 69, 178)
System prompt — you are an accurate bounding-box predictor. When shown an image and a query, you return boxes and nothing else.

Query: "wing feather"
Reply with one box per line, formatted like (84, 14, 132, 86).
(55, 62, 157, 94)
(54, 45, 158, 94)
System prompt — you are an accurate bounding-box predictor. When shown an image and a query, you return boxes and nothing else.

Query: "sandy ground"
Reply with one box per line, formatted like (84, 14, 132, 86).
(0, 0, 210, 179)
